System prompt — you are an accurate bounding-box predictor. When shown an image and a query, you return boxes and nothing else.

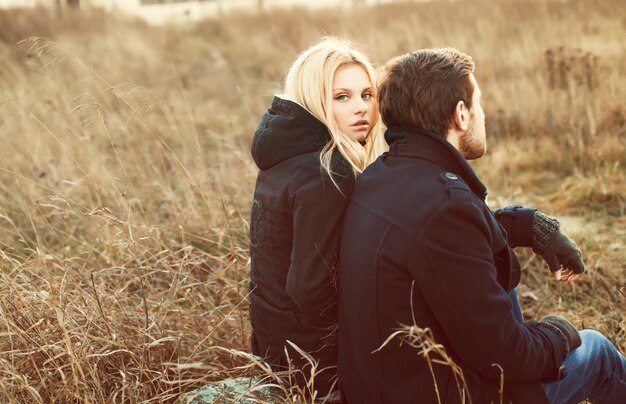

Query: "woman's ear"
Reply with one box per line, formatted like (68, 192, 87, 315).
(453, 100, 469, 131)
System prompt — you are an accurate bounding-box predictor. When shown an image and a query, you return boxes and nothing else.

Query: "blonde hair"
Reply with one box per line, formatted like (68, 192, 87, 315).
(282, 37, 386, 188)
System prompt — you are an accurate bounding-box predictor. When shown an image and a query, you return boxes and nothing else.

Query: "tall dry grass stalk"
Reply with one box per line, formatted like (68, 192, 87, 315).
(0, 0, 624, 401)
(375, 282, 474, 403)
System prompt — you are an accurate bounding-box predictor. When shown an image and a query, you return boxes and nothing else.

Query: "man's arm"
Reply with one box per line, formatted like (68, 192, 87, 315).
(408, 202, 573, 382)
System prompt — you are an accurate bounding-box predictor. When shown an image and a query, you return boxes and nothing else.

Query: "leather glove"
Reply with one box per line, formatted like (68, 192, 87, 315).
(538, 315, 582, 352)
(531, 211, 585, 274)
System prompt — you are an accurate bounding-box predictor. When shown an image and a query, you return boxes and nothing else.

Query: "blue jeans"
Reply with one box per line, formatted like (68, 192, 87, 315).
(508, 290, 626, 403)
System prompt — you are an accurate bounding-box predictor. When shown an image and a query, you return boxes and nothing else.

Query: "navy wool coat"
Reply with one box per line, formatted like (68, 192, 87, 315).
(338, 128, 569, 403)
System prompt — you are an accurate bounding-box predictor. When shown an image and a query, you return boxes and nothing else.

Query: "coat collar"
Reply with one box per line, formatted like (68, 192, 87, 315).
(385, 127, 488, 200)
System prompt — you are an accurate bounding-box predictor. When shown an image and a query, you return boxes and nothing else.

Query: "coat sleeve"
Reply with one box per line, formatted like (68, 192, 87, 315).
(493, 205, 536, 248)
(285, 159, 354, 315)
(408, 201, 568, 382)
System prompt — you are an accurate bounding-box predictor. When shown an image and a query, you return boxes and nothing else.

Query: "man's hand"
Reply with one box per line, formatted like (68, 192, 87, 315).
(553, 267, 582, 283)
(531, 212, 585, 281)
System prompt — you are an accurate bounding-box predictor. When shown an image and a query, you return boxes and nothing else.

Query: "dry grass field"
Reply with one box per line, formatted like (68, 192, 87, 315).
(0, 0, 624, 402)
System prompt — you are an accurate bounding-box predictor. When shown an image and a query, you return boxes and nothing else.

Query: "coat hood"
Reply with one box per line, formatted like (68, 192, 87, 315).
(251, 96, 330, 170)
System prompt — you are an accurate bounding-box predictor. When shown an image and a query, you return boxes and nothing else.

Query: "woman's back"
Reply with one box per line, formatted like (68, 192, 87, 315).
(250, 97, 354, 315)
(247, 37, 383, 399)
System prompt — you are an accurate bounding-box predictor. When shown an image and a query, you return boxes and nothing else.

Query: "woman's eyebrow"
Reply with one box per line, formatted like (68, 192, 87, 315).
(333, 86, 372, 92)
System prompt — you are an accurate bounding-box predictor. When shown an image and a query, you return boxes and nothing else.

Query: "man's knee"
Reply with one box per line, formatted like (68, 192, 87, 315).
(577, 329, 618, 365)
(580, 329, 604, 342)
(580, 329, 611, 350)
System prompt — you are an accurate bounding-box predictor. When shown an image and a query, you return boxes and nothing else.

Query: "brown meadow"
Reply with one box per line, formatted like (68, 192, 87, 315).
(0, 0, 624, 402)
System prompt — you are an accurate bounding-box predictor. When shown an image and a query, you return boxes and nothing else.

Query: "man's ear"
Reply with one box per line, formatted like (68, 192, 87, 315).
(453, 100, 469, 131)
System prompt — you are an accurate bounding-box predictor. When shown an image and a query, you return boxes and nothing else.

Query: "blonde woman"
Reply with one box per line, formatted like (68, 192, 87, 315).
(249, 37, 385, 398)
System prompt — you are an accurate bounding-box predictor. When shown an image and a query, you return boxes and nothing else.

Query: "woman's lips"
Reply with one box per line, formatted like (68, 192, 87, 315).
(351, 120, 369, 130)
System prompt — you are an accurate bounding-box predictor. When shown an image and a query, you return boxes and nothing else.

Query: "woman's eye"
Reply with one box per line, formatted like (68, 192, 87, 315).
(334, 94, 349, 101)
(362, 92, 372, 100)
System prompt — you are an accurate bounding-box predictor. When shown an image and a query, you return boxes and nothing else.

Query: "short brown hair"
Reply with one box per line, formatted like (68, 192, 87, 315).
(378, 48, 475, 137)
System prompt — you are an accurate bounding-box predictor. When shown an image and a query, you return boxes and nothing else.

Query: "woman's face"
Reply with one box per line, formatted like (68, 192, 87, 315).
(331, 64, 374, 142)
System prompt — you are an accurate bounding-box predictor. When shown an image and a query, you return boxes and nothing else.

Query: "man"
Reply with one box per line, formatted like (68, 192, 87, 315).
(338, 48, 626, 403)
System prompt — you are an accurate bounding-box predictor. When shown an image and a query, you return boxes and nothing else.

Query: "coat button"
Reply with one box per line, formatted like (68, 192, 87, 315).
(444, 172, 458, 180)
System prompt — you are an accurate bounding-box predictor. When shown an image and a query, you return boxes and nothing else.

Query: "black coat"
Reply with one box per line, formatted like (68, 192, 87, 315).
(338, 128, 569, 403)
(249, 96, 354, 394)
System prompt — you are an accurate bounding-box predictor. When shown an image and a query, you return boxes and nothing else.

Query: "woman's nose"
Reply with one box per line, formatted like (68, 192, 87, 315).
(354, 98, 367, 114)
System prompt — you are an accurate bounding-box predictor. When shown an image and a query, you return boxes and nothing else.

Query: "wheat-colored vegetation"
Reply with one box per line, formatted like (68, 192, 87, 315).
(0, 0, 624, 402)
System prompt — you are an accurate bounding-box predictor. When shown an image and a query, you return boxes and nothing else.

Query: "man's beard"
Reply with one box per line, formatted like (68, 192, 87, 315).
(459, 124, 486, 160)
